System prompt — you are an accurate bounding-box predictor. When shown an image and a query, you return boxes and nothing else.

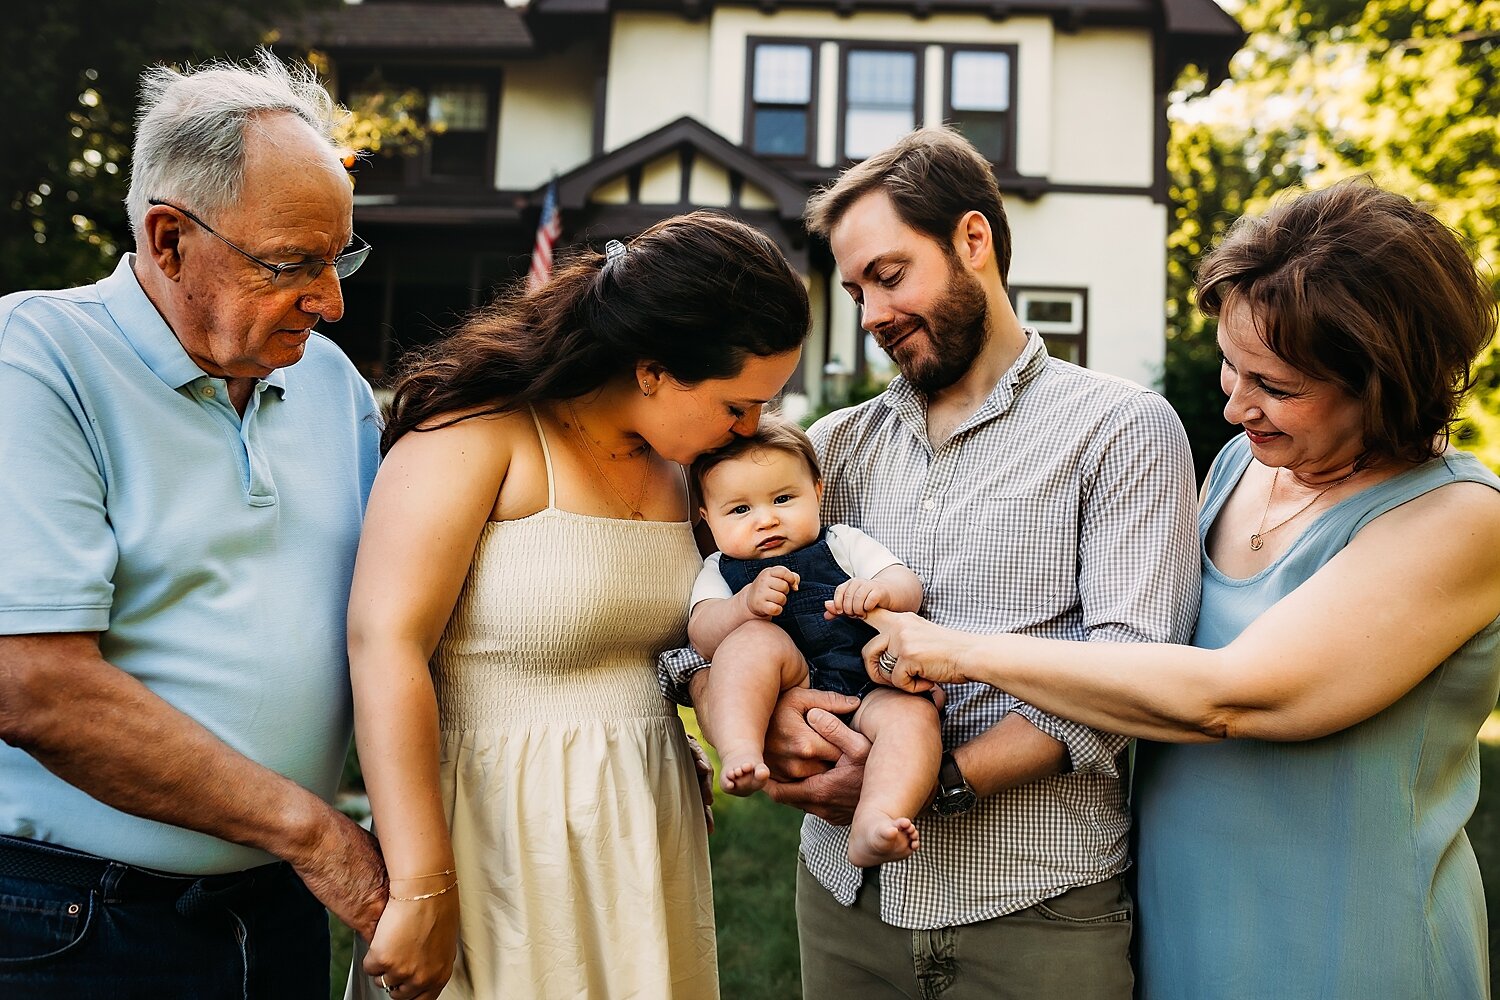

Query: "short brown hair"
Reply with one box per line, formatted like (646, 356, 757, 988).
(803, 126, 1012, 285)
(1196, 179, 1497, 467)
(690, 414, 821, 501)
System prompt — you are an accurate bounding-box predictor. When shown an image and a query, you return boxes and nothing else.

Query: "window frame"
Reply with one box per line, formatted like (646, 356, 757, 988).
(836, 40, 925, 165)
(744, 37, 820, 162)
(942, 43, 1020, 172)
(1010, 285, 1088, 367)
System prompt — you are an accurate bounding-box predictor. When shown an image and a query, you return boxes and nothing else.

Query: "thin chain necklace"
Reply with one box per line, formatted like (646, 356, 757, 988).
(1249, 467, 1357, 551)
(566, 402, 651, 520)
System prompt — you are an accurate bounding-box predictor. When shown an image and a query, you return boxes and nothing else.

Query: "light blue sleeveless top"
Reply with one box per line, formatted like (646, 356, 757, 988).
(1134, 434, 1500, 999)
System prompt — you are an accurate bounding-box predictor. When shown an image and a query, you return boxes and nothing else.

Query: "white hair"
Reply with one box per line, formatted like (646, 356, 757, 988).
(126, 48, 348, 239)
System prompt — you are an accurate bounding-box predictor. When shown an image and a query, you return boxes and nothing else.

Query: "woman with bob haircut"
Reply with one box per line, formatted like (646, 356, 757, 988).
(344, 211, 809, 1000)
(864, 179, 1500, 998)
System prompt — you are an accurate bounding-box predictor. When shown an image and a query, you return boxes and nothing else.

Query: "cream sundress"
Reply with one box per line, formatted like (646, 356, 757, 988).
(349, 409, 716, 999)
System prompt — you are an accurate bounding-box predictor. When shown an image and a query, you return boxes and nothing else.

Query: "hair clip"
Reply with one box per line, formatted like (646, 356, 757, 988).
(604, 239, 627, 264)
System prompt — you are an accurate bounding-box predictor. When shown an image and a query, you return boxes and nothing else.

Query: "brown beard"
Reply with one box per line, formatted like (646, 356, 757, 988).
(878, 250, 989, 396)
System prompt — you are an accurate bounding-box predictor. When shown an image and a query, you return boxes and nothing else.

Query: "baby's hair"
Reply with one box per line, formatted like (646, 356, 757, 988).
(690, 414, 821, 500)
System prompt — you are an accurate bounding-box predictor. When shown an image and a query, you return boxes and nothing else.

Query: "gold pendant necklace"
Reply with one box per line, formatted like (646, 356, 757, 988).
(566, 402, 651, 520)
(1249, 467, 1357, 551)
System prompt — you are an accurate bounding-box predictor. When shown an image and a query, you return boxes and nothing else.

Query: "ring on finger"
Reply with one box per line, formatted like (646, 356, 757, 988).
(878, 651, 897, 675)
(378, 975, 392, 995)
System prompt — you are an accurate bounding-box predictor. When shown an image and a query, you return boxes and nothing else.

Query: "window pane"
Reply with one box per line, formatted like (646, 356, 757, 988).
(428, 84, 487, 132)
(951, 51, 1009, 111)
(753, 108, 809, 156)
(952, 112, 1007, 163)
(430, 131, 487, 178)
(754, 44, 812, 104)
(845, 108, 916, 160)
(847, 50, 916, 107)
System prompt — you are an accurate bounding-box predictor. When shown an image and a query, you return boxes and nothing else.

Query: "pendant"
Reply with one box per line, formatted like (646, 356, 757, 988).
(631, 510, 645, 521)
(1249, 533, 1263, 551)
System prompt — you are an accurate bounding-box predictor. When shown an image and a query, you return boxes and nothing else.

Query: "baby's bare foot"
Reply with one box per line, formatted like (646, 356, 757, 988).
(719, 754, 771, 796)
(848, 813, 920, 867)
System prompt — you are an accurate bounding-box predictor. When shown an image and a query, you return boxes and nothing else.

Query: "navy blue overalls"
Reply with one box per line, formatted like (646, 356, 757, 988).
(717, 529, 878, 699)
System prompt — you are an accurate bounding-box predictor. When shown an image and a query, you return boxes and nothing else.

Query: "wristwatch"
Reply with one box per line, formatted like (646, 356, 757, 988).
(932, 751, 978, 816)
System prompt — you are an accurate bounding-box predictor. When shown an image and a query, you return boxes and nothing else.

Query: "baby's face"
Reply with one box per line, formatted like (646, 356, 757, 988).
(700, 447, 823, 560)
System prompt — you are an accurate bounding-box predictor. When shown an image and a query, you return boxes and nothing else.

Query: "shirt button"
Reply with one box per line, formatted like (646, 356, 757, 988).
(921, 498, 935, 511)
(200, 385, 216, 399)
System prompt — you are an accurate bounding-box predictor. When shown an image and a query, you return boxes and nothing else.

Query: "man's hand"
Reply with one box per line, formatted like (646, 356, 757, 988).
(864, 609, 973, 692)
(685, 732, 716, 834)
(760, 686, 863, 781)
(745, 566, 800, 619)
(286, 804, 389, 943)
(764, 708, 871, 826)
(824, 577, 892, 620)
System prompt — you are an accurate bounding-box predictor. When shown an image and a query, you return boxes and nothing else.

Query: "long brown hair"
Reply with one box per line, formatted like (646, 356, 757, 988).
(381, 211, 810, 453)
(1197, 179, 1496, 467)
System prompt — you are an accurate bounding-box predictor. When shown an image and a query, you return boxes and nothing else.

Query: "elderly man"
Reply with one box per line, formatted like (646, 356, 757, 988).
(0, 52, 384, 997)
(664, 127, 1200, 998)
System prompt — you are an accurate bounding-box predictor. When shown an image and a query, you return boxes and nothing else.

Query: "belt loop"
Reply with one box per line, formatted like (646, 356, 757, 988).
(101, 862, 128, 898)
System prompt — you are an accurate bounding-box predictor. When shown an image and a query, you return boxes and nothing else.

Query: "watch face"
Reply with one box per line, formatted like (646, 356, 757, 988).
(933, 787, 977, 816)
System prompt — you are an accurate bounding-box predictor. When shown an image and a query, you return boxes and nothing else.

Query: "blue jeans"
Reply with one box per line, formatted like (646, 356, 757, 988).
(0, 836, 329, 999)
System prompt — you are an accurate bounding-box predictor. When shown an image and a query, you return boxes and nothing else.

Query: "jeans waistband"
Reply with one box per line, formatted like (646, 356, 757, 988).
(0, 835, 274, 903)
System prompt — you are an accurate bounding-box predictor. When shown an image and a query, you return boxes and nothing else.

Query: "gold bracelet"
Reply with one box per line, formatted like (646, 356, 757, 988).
(389, 880, 458, 902)
(389, 868, 457, 883)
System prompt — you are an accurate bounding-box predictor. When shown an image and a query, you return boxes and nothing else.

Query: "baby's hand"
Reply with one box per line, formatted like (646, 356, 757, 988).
(825, 578, 889, 620)
(744, 565, 800, 619)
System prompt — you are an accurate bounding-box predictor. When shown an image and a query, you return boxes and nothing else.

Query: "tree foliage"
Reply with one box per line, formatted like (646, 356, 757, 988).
(0, 0, 336, 293)
(1165, 0, 1500, 474)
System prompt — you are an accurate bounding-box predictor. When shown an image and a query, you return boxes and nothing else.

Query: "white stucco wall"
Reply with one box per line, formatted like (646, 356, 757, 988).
(605, 14, 712, 150)
(1050, 30, 1156, 187)
(1007, 193, 1168, 387)
(496, 42, 599, 190)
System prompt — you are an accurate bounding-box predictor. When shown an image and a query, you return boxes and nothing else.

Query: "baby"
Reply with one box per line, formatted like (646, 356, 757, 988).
(687, 416, 942, 866)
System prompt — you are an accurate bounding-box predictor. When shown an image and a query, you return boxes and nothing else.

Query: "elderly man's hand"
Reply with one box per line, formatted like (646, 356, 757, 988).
(287, 804, 389, 942)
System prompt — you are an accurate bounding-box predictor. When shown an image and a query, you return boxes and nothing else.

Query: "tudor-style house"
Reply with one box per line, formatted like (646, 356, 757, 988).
(289, 0, 1242, 410)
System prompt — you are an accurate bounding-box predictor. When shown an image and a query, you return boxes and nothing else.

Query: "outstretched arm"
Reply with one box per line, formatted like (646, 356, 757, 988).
(870, 480, 1500, 742)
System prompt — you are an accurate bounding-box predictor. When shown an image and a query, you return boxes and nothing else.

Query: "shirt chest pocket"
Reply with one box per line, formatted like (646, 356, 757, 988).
(965, 495, 1078, 619)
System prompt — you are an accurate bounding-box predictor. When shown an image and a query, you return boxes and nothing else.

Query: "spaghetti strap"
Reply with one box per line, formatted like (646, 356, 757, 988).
(527, 406, 557, 509)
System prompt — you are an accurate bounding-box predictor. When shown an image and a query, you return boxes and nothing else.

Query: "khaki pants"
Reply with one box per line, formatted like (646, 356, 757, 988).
(796, 861, 1134, 1000)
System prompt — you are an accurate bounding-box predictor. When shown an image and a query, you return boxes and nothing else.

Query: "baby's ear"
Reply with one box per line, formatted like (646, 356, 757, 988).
(814, 480, 825, 502)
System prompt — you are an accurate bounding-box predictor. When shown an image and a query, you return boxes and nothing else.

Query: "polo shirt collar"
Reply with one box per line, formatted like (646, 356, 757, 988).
(882, 328, 1048, 439)
(99, 254, 290, 397)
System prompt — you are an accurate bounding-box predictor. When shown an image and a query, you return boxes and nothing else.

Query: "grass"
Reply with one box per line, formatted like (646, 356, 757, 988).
(331, 711, 1500, 999)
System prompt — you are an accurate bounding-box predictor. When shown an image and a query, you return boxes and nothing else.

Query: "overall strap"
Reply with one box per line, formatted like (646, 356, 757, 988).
(527, 406, 557, 509)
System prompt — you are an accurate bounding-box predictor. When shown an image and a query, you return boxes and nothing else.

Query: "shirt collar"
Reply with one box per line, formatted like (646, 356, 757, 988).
(99, 254, 290, 397)
(882, 328, 1049, 438)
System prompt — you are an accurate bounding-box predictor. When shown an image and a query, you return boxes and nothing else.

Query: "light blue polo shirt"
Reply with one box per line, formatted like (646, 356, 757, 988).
(0, 255, 381, 874)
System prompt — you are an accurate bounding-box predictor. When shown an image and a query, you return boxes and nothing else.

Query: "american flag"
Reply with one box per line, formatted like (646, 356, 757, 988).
(527, 180, 562, 291)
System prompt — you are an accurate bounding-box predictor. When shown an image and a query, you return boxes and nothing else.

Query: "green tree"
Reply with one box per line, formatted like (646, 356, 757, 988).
(1164, 0, 1500, 472)
(0, 0, 334, 293)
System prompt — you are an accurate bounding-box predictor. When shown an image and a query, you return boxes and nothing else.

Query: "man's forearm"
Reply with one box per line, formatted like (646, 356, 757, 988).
(950, 711, 1068, 799)
(0, 633, 330, 863)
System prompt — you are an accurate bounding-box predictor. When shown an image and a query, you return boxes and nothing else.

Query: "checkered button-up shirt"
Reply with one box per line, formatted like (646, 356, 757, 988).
(661, 332, 1200, 929)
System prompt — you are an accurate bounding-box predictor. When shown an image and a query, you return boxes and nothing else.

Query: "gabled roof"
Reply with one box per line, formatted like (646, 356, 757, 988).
(551, 116, 810, 220)
(539, 0, 1243, 83)
(288, 2, 534, 55)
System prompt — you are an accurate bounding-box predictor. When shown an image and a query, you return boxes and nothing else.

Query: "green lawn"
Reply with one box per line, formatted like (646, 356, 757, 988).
(331, 715, 1500, 998)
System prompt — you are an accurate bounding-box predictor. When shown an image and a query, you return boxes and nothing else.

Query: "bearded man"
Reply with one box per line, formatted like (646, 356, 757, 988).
(662, 126, 1201, 998)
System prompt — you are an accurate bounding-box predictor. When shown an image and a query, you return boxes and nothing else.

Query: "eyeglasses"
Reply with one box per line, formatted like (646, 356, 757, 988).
(148, 199, 372, 290)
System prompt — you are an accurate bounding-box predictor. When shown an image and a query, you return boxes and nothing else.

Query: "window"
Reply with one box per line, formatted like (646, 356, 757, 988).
(426, 83, 489, 179)
(345, 68, 497, 188)
(946, 46, 1016, 168)
(1012, 287, 1087, 366)
(842, 47, 919, 161)
(748, 42, 816, 158)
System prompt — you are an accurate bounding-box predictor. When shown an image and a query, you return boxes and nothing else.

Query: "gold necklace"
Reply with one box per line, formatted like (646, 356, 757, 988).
(566, 402, 651, 520)
(1249, 467, 1356, 551)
